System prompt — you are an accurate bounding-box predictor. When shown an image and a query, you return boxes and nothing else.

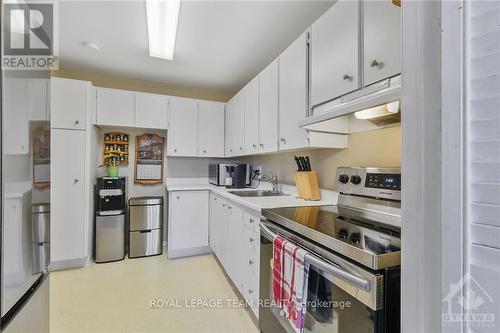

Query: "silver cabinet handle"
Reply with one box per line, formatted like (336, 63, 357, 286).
(73, 179, 79, 184)
(259, 143, 264, 148)
(370, 59, 381, 67)
(229, 149, 233, 152)
(176, 196, 180, 199)
(248, 289, 253, 294)
(343, 74, 353, 81)
(249, 218, 254, 224)
(280, 137, 286, 144)
(252, 144, 257, 149)
(173, 148, 177, 152)
(227, 206, 232, 210)
(259, 222, 371, 291)
(239, 147, 243, 151)
(203, 149, 206, 154)
(249, 259, 254, 265)
(222, 204, 226, 207)
(249, 237, 254, 243)
(74, 120, 79, 125)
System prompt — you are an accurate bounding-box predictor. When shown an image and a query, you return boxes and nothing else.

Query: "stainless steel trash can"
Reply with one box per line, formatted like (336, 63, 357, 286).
(32, 203, 50, 273)
(128, 197, 163, 258)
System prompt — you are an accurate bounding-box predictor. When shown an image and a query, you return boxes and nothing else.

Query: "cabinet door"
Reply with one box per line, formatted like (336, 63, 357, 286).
(244, 77, 259, 155)
(259, 59, 279, 153)
(226, 203, 244, 292)
(51, 129, 86, 262)
(168, 191, 209, 252)
(311, 1, 360, 106)
(232, 91, 245, 155)
(134, 92, 168, 129)
(279, 32, 309, 150)
(225, 99, 234, 156)
(218, 198, 229, 267)
(51, 77, 87, 129)
(27, 79, 49, 121)
(96, 88, 135, 127)
(3, 78, 28, 154)
(363, 0, 401, 85)
(168, 97, 198, 156)
(209, 194, 218, 255)
(198, 100, 225, 157)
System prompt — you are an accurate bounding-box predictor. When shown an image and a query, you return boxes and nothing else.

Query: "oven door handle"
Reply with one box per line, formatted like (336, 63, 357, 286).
(260, 222, 371, 292)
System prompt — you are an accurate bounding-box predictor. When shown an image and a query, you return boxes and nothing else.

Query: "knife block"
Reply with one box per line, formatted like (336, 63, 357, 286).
(294, 171, 321, 201)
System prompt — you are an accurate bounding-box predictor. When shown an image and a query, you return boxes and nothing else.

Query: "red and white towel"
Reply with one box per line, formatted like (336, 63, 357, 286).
(273, 235, 310, 333)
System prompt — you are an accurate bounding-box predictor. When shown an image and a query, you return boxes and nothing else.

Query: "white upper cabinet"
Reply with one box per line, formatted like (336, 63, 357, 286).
(96, 88, 135, 127)
(168, 97, 198, 156)
(27, 79, 49, 121)
(279, 31, 309, 151)
(51, 77, 88, 130)
(311, 0, 360, 107)
(244, 77, 259, 155)
(258, 59, 279, 153)
(134, 92, 168, 129)
(226, 91, 244, 156)
(198, 100, 225, 157)
(3, 78, 28, 154)
(363, 0, 401, 86)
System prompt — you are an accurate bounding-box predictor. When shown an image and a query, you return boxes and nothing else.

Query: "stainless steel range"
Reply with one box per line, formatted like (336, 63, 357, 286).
(259, 167, 401, 333)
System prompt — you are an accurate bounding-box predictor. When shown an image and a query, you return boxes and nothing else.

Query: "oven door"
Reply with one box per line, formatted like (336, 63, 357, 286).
(260, 220, 390, 333)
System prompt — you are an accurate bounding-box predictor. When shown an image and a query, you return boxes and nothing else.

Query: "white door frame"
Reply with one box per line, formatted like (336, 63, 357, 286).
(401, 1, 444, 332)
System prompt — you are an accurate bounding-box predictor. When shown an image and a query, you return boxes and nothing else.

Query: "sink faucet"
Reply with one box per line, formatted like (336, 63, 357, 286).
(260, 171, 279, 193)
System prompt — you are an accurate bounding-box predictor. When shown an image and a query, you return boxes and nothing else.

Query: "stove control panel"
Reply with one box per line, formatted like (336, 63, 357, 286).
(335, 167, 401, 201)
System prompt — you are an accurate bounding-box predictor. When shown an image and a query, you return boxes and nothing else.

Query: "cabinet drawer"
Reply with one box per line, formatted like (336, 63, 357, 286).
(243, 212, 259, 233)
(129, 229, 162, 258)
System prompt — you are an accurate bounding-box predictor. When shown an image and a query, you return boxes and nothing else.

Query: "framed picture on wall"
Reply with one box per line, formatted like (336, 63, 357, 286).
(134, 134, 164, 185)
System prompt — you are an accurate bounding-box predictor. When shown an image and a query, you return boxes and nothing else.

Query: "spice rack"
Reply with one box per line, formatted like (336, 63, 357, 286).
(103, 132, 129, 165)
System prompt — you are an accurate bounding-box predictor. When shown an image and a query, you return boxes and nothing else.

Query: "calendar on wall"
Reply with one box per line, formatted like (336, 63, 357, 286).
(134, 134, 165, 185)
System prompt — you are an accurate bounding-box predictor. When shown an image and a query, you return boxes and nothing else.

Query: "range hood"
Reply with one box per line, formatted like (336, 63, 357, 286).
(300, 75, 401, 134)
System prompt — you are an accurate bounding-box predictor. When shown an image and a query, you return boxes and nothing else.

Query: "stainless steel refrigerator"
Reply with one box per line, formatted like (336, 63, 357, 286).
(1, 61, 51, 332)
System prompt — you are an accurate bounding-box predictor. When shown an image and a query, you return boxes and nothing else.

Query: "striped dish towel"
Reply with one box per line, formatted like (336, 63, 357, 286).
(273, 235, 310, 333)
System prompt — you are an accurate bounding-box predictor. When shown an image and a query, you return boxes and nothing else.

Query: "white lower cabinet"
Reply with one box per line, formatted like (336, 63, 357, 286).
(209, 194, 260, 318)
(168, 190, 210, 258)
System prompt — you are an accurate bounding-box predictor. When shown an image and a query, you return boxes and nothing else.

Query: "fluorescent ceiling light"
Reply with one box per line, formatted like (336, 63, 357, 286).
(354, 101, 400, 120)
(146, 0, 180, 60)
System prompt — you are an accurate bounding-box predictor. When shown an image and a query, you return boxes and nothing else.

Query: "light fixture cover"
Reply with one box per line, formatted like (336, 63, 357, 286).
(146, 0, 180, 60)
(354, 101, 400, 120)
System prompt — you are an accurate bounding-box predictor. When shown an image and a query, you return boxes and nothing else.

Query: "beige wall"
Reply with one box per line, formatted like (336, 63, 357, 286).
(51, 69, 234, 102)
(239, 126, 401, 189)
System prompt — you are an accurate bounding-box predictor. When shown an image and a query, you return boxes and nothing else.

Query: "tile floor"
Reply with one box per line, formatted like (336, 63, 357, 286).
(50, 253, 259, 333)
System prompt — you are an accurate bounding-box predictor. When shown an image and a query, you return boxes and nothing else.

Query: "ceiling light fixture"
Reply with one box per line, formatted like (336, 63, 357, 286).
(146, 0, 181, 60)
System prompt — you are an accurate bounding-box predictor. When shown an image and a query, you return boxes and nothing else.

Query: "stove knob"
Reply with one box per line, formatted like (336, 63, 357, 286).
(338, 228, 349, 240)
(338, 174, 350, 184)
(350, 175, 362, 185)
(350, 232, 362, 245)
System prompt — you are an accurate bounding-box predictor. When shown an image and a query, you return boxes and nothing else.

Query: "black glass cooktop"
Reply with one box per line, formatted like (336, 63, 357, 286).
(262, 205, 401, 256)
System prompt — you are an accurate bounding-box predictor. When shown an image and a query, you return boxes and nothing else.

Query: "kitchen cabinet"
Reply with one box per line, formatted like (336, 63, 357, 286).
(168, 190, 210, 258)
(258, 59, 279, 153)
(209, 194, 220, 256)
(51, 77, 88, 130)
(3, 78, 29, 154)
(225, 98, 234, 156)
(27, 79, 49, 121)
(51, 129, 86, 262)
(225, 202, 244, 293)
(167, 97, 198, 156)
(363, 0, 401, 86)
(278, 31, 309, 150)
(310, 0, 360, 107)
(242, 214, 260, 318)
(96, 87, 135, 127)
(197, 100, 225, 157)
(226, 91, 245, 156)
(134, 92, 168, 129)
(244, 77, 259, 155)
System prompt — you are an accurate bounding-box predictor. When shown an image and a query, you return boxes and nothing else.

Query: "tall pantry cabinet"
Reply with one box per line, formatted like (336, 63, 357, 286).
(50, 77, 98, 270)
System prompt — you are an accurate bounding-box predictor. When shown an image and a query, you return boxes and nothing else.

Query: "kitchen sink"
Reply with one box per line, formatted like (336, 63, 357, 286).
(228, 190, 290, 197)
